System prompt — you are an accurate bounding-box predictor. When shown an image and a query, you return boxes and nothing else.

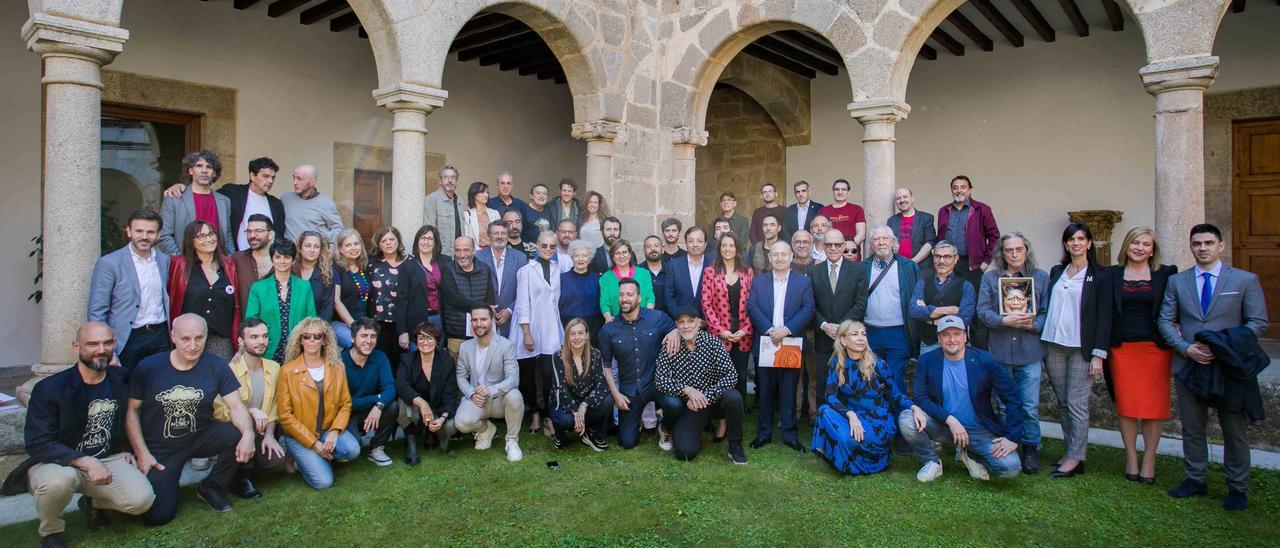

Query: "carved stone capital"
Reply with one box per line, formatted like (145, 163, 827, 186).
(571, 120, 624, 142)
(1140, 57, 1218, 96)
(23, 13, 129, 67)
(1068, 209, 1125, 266)
(671, 126, 708, 147)
(373, 82, 448, 113)
(848, 99, 910, 125)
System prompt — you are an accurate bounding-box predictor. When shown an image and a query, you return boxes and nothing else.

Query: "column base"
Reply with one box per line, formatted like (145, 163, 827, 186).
(15, 362, 74, 406)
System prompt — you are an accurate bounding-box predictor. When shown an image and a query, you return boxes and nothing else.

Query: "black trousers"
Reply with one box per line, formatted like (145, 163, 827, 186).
(119, 324, 170, 377)
(240, 432, 286, 477)
(347, 401, 400, 448)
(756, 367, 800, 444)
(660, 389, 745, 460)
(518, 355, 553, 416)
(143, 421, 241, 526)
(376, 321, 403, 374)
(729, 349, 751, 403)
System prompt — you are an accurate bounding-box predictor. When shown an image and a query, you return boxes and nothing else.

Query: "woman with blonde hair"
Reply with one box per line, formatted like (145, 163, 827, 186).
(332, 228, 370, 349)
(812, 320, 926, 475)
(1097, 226, 1177, 483)
(275, 318, 358, 489)
(295, 230, 335, 323)
(547, 318, 613, 450)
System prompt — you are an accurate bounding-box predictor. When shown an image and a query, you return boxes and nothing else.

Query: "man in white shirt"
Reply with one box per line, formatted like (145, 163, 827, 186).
(454, 307, 525, 462)
(87, 209, 171, 374)
(745, 241, 815, 452)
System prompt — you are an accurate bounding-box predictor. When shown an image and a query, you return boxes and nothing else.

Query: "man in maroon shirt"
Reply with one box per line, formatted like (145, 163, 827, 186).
(158, 151, 233, 255)
(818, 179, 865, 253)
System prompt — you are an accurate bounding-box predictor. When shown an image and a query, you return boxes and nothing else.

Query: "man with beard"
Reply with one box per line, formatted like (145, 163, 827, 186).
(229, 214, 276, 311)
(860, 226, 921, 395)
(655, 307, 748, 464)
(126, 314, 256, 525)
(522, 184, 556, 244)
(639, 235, 673, 315)
(159, 151, 233, 255)
(808, 215, 833, 262)
(440, 236, 496, 358)
(341, 319, 400, 467)
(660, 218, 686, 262)
(89, 208, 171, 375)
(162, 157, 286, 252)
(423, 165, 463, 256)
(454, 306, 525, 462)
(935, 175, 1000, 289)
(3, 323, 154, 548)
(212, 318, 285, 499)
(589, 217, 624, 273)
(503, 209, 538, 259)
(280, 164, 344, 243)
(553, 219, 578, 274)
(888, 188, 936, 272)
(750, 183, 788, 244)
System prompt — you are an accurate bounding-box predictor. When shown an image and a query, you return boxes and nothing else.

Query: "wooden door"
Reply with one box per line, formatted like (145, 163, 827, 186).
(353, 169, 391, 249)
(1233, 119, 1280, 339)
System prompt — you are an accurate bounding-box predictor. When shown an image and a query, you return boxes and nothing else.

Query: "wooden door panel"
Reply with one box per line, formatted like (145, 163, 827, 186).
(1238, 250, 1280, 339)
(1233, 118, 1280, 339)
(354, 169, 390, 249)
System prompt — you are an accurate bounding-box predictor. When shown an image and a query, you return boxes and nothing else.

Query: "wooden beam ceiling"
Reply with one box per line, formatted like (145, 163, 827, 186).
(947, 11, 993, 52)
(330, 11, 359, 32)
(233, 0, 261, 10)
(931, 27, 965, 56)
(300, 0, 348, 25)
(1057, 0, 1090, 37)
(971, 0, 1024, 47)
(1101, 0, 1124, 32)
(919, 44, 938, 61)
(1012, 0, 1057, 42)
(266, 0, 310, 18)
(457, 32, 544, 62)
(755, 35, 840, 76)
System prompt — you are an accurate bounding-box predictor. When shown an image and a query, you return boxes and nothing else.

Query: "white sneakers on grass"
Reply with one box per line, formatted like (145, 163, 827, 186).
(474, 420, 498, 450)
(916, 461, 943, 483)
(658, 426, 673, 451)
(505, 439, 523, 462)
(368, 446, 392, 467)
(958, 450, 990, 481)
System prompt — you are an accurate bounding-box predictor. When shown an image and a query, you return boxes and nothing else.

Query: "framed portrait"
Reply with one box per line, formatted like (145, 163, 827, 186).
(999, 277, 1036, 316)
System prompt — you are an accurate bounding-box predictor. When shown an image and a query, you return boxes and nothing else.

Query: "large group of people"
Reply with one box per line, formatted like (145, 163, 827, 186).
(4, 150, 1270, 548)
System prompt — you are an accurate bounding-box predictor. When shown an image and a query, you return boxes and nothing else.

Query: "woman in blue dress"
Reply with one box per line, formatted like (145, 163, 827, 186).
(813, 320, 927, 475)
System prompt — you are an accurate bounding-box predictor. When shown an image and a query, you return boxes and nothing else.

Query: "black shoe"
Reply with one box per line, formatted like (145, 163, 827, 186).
(713, 434, 726, 444)
(196, 484, 232, 513)
(78, 496, 109, 531)
(1223, 489, 1248, 511)
(1168, 479, 1208, 498)
(1050, 461, 1085, 478)
(39, 533, 67, 548)
(229, 477, 262, 499)
(728, 442, 748, 465)
(404, 434, 420, 466)
(783, 441, 808, 453)
(1124, 472, 1141, 482)
(551, 433, 565, 449)
(1138, 475, 1156, 485)
(1021, 445, 1041, 475)
(748, 437, 770, 450)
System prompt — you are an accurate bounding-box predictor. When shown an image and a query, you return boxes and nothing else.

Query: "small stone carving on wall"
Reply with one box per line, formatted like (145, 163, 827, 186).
(1068, 210, 1124, 266)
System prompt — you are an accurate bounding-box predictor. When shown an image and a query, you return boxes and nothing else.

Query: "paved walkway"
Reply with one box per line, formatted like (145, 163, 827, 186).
(0, 423, 1276, 529)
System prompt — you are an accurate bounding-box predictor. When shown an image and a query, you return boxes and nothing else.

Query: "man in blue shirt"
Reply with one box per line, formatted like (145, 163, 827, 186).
(599, 279, 677, 449)
(342, 319, 399, 467)
(899, 316, 1023, 482)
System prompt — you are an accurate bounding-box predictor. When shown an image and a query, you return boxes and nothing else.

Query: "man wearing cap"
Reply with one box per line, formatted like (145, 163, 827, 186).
(898, 316, 1023, 482)
(655, 306, 748, 464)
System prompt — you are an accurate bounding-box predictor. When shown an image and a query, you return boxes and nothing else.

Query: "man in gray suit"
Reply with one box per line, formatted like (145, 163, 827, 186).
(454, 306, 525, 462)
(1159, 223, 1268, 511)
(88, 209, 171, 374)
(475, 221, 527, 339)
(158, 150, 233, 255)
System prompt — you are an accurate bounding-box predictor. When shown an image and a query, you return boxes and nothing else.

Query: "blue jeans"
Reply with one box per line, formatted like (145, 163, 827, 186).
(282, 431, 361, 490)
(897, 410, 1021, 478)
(867, 325, 910, 392)
(616, 384, 657, 449)
(998, 361, 1042, 447)
(332, 321, 353, 350)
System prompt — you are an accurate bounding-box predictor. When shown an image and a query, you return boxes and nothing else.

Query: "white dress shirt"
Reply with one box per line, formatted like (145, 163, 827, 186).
(237, 190, 272, 250)
(130, 245, 166, 327)
(687, 255, 705, 295)
(771, 272, 789, 329)
(1041, 267, 1087, 347)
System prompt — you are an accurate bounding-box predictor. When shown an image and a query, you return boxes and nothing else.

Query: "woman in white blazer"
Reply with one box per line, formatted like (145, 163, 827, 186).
(462, 181, 502, 248)
(514, 231, 564, 434)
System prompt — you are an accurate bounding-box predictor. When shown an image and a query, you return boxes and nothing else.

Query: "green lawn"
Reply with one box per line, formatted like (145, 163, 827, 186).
(3, 420, 1277, 547)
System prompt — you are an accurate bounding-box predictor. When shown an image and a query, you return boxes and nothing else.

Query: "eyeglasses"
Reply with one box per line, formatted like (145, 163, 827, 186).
(195, 232, 218, 241)
(300, 333, 325, 341)
(822, 242, 844, 247)
(934, 255, 958, 261)
(538, 243, 556, 249)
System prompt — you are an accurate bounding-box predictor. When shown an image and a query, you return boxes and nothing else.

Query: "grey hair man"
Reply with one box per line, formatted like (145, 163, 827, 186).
(281, 164, 344, 242)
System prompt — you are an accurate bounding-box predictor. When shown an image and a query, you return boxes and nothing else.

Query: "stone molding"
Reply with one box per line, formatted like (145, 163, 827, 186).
(1140, 56, 1219, 97)
(571, 120, 624, 142)
(22, 13, 129, 63)
(373, 82, 448, 113)
(671, 126, 708, 147)
(849, 100, 910, 143)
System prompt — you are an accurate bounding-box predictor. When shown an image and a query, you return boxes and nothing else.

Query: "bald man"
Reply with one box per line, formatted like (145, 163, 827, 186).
(281, 164, 344, 242)
(3, 323, 154, 546)
(125, 314, 255, 525)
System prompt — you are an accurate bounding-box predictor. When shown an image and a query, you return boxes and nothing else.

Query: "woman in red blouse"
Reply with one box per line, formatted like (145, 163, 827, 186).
(700, 232, 754, 440)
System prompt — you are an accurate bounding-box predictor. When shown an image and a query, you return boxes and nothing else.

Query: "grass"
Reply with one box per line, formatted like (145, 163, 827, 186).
(2, 418, 1277, 547)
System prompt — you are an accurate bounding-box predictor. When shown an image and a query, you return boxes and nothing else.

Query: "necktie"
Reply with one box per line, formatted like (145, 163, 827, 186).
(451, 196, 462, 238)
(494, 254, 503, 294)
(829, 262, 839, 293)
(1200, 272, 1213, 315)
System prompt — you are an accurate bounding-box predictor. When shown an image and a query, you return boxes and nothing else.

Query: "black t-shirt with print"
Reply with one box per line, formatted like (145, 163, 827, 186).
(77, 381, 119, 459)
(128, 352, 240, 456)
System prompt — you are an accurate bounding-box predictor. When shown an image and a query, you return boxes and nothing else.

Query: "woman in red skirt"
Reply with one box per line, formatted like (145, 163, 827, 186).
(1098, 227, 1176, 484)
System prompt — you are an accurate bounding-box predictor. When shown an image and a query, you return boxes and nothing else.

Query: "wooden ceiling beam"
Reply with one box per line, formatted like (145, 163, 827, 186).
(774, 31, 843, 66)
(448, 22, 531, 53)
(491, 46, 554, 70)
(930, 27, 965, 56)
(1232, 0, 1246, 12)
(919, 44, 938, 61)
(1057, 0, 1090, 37)
(970, 0, 1024, 47)
(330, 11, 359, 32)
(755, 36, 840, 75)
(300, 0, 348, 25)
(1011, 0, 1056, 42)
(536, 68, 563, 81)
(233, 0, 262, 9)
(457, 32, 544, 62)
(519, 60, 562, 76)
(1101, 0, 1124, 31)
(946, 11, 994, 52)
(358, 27, 367, 39)
(742, 43, 817, 78)
(266, 0, 312, 18)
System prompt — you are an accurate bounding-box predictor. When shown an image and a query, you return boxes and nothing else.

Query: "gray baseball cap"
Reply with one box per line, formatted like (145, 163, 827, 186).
(936, 315, 966, 333)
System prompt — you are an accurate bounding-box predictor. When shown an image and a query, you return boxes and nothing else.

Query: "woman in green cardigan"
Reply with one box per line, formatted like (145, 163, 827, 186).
(245, 239, 317, 362)
(598, 239, 654, 322)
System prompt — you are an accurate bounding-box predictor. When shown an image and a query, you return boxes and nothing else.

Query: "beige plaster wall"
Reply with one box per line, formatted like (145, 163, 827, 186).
(788, 9, 1280, 267)
(0, 0, 584, 368)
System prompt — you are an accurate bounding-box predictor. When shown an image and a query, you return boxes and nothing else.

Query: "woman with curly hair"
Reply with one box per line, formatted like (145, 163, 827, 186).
(274, 318, 358, 489)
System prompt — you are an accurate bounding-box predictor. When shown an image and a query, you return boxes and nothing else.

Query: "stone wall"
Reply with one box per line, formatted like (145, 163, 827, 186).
(695, 86, 786, 228)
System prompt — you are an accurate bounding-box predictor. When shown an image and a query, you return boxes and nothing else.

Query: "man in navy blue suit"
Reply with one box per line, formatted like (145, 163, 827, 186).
(663, 226, 709, 313)
(475, 220, 527, 339)
(899, 316, 1023, 482)
(747, 241, 815, 452)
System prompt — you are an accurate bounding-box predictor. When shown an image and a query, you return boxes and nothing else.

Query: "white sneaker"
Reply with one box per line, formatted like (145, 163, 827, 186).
(916, 460, 944, 483)
(367, 446, 393, 467)
(658, 426, 673, 451)
(505, 439, 523, 462)
(474, 420, 497, 450)
(958, 450, 990, 481)
(190, 457, 211, 471)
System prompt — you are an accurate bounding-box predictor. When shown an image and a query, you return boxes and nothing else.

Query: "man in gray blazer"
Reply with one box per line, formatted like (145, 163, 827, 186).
(158, 150, 233, 255)
(1158, 223, 1268, 511)
(88, 209, 171, 374)
(454, 306, 525, 462)
(475, 221, 527, 339)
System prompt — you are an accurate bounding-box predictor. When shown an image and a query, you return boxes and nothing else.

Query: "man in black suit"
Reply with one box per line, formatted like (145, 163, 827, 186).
(163, 157, 286, 252)
(590, 217, 623, 273)
(808, 229, 867, 416)
(888, 188, 936, 274)
(784, 180, 823, 237)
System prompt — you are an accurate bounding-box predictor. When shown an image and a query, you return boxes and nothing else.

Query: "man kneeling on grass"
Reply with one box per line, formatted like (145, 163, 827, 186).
(655, 306, 749, 464)
(898, 315, 1023, 481)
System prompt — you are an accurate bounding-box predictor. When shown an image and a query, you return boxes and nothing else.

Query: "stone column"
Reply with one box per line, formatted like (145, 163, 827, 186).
(570, 119, 624, 201)
(373, 83, 448, 236)
(17, 16, 128, 404)
(849, 101, 910, 243)
(671, 126, 708, 229)
(1141, 57, 1218, 268)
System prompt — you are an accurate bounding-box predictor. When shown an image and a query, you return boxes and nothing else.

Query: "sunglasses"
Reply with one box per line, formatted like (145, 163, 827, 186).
(301, 333, 325, 341)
